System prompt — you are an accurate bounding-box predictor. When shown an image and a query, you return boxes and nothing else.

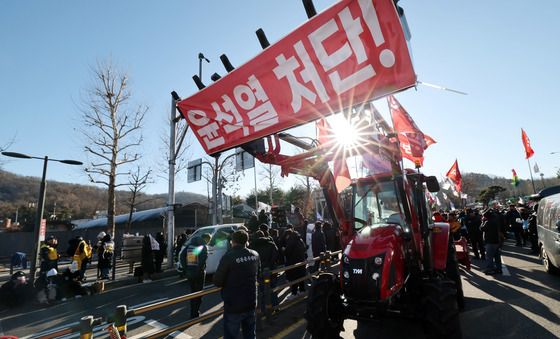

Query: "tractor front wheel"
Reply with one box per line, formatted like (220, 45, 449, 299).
(305, 273, 344, 339)
(421, 278, 462, 339)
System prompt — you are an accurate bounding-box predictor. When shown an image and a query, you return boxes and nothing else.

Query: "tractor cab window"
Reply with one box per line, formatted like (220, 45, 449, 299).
(353, 180, 404, 229)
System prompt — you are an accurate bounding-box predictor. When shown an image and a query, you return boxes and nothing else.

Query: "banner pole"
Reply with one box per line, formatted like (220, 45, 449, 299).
(527, 158, 537, 194)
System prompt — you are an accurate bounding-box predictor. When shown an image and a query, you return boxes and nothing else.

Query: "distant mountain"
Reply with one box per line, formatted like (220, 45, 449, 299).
(0, 169, 207, 227)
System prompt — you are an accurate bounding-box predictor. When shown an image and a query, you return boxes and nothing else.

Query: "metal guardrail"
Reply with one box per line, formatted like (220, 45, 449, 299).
(34, 250, 341, 339)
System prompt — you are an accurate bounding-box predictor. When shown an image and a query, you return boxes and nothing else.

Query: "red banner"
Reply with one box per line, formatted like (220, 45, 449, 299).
(446, 160, 462, 192)
(387, 95, 434, 166)
(521, 128, 535, 159)
(178, 0, 416, 155)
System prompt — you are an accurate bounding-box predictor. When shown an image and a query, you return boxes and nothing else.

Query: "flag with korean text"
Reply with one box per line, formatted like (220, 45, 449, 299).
(178, 0, 416, 155)
(387, 95, 435, 166)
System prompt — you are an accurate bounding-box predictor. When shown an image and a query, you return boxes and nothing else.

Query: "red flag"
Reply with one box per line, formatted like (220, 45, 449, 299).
(446, 160, 462, 192)
(316, 119, 351, 192)
(387, 95, 435, 166)
(521, 128, 535, 159)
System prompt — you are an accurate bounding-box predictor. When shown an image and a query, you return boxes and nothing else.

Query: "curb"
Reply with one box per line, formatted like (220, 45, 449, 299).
(100, 268, 180, 291)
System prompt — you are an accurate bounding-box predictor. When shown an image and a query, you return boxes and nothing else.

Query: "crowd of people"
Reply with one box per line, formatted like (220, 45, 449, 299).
(433, 203, 539, 275)
(172, 204, 340, 339)
(1, 233, 107, 308)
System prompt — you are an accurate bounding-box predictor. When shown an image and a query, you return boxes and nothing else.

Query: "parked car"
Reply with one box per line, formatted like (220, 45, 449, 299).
(177, 223, 243, 274)
(537, 193, 560, 274)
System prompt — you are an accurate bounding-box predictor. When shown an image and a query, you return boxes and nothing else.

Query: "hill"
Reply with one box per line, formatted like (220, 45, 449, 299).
(0, 169, 207, 228)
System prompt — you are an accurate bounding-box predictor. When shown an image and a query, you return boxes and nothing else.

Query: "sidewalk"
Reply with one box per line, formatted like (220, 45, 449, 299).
(0, 257, 178, 291)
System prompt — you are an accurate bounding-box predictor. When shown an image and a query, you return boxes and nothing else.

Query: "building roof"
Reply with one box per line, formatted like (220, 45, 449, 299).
(72, 207, 168, 230)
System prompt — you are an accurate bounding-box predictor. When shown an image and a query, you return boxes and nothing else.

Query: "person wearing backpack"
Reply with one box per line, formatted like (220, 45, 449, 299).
(97, 233, 114, 280)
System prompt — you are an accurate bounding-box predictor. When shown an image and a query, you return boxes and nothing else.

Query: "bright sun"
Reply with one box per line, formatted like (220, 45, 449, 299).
(332, 115, 359, 147)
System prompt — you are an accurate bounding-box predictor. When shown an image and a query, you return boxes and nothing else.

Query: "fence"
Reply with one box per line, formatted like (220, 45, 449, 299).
(34, 250, 341, 339)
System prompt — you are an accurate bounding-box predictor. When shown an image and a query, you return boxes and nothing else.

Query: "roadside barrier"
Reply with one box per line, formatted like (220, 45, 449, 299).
(34, 250, 341, 339)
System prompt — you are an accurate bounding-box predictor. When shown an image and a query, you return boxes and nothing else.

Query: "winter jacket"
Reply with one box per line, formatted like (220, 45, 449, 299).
(251, 236, 279, 270)
(213, 245, 260, 314)
(311, 230, 327, 257)
(284, 233, 307, 281)
(180, 236, 208, 278)
(480, 213, 505, 244)
(324, 227, 340, 252)
(97, 234, 114, 270)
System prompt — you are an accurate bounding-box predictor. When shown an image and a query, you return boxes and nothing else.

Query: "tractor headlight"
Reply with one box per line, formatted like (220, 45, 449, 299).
(343, 255, 350, 264)
(343, 271, 350, 279)
(374, 256, 383, 266)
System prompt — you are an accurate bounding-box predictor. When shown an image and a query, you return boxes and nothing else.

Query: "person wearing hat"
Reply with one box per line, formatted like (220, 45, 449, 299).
(40, 235, 60, 277)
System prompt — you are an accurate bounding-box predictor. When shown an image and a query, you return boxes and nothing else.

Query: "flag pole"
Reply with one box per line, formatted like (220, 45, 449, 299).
(527, 158, 537, 194)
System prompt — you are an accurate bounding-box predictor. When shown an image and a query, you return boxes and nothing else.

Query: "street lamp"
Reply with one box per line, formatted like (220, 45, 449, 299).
(1, 151, 83, 284)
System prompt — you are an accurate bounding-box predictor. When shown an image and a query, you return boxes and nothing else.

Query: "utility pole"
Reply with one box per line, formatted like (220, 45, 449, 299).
(167, 94, 177, 269)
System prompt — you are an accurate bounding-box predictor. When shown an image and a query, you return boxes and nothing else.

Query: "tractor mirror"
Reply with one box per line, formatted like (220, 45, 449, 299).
(425, 176, 440, 192)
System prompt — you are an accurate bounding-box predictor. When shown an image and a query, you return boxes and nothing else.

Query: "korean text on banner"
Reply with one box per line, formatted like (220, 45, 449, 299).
(178, 0, 416, 155)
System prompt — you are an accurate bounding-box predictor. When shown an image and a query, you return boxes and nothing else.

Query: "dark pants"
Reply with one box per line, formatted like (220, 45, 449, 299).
(223, 310, 256, 339)
(468, 230, 485, 258)
(512, 225, 522, 245)
(188, 272, 205, 318)
(529, 233, 539, 253)
(484, 243, 502, 272)
(258, 274, 278, 312)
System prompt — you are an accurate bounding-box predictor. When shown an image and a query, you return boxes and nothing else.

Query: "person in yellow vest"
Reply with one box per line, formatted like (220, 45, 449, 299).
(72, 237, 92, 282)
(40, 235, 60, 276)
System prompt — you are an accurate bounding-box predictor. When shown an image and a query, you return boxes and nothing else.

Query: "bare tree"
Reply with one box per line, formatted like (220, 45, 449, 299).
(126, 166, 152, 233)
(260, 163, 282, 206)
(80, 61, 147, 237)
(0, 135, 16, 168)
(201, 154, 242, 223)
(295, 174, 318, 217)
(155, 113, 190, 181)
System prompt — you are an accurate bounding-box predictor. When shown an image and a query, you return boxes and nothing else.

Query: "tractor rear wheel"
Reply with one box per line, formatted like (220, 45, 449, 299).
(305, 273, 344, 339)
(421, 278, 462, 339)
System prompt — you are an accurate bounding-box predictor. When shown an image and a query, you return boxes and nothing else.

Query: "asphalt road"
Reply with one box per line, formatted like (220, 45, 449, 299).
(1, 240, 559, 338)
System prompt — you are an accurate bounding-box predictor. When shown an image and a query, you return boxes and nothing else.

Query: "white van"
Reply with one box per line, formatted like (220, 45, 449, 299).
(177, 223, 243, 274)
(537, 193, 560, 274)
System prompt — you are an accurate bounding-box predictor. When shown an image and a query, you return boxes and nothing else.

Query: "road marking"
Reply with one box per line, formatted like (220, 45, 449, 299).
(128, 319, 168, 339)
(167, 331, 193, 338)
(270, 318, 307, 339)
(501, 258, 511, 276)
(130, 297, 169, 309)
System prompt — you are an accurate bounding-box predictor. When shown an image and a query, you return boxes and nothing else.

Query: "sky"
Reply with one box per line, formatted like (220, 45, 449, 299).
(1, 0, 559, 200)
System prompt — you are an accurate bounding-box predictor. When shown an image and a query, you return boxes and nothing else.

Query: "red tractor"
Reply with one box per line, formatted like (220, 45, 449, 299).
(247, 125, 464, 339)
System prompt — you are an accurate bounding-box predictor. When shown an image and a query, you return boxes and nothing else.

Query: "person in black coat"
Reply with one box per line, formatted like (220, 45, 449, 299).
(480, 209, 506, 275)
(311, 222, 327, 272)
(154, 232, 166, 273)
(141, 234, 156, 282)
(251, 230, 279, 309)
(284, 229, 307, 297)
(97, 233, 114, 279)
(214, 230, 260, 339)
(505, 204, 523, 246)
(465, 209, 485, 260)
(180, 234, 210, 318)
